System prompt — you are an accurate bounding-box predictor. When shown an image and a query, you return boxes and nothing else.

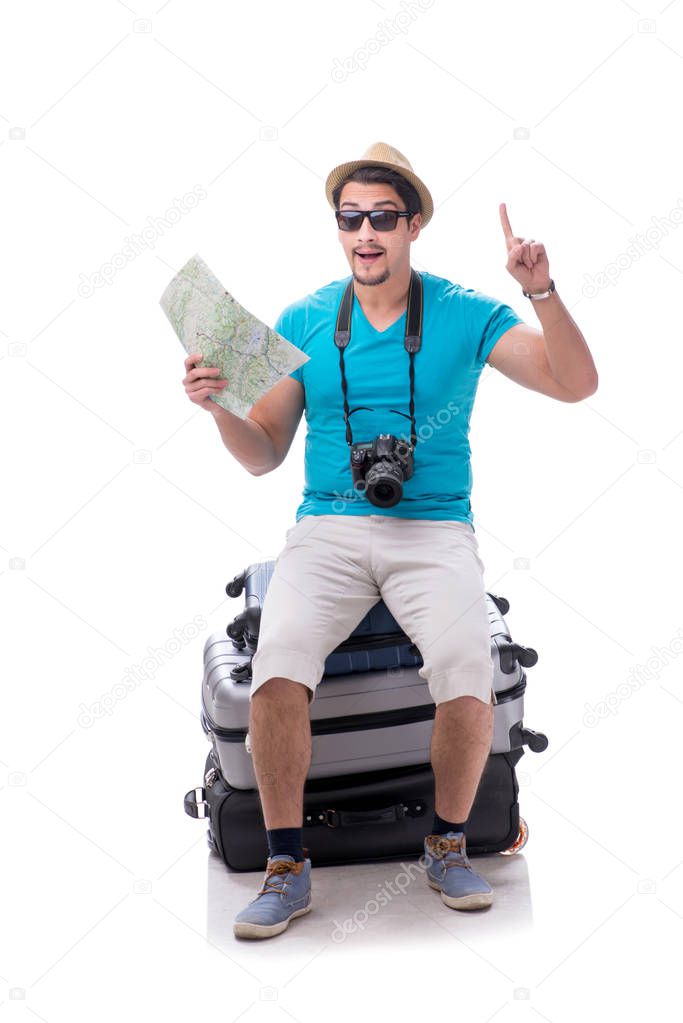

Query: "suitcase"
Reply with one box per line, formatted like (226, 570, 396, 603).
(184, 747, 530, 872)
(201, 560, 547, 790)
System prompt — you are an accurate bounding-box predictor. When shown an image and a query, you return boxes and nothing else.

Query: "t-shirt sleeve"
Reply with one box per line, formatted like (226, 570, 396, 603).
(462, 289, 525, 367)
(274, 305, 305, 384)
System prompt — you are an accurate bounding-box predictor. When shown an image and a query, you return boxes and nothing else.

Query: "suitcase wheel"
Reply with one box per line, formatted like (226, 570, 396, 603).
(499, 816, 529, 855)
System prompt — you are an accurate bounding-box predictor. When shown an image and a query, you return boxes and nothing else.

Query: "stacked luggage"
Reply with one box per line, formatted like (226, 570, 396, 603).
(184, 560, 549, 871)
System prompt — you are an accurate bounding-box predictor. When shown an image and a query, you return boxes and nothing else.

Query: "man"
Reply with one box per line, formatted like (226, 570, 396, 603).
(183, 142, 598, 940)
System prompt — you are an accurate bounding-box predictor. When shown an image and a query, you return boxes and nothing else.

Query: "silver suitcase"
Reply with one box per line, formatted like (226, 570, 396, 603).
(201, 562, 546, 790)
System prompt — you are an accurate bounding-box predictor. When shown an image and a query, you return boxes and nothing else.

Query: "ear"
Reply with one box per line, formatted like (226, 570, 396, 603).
(409, 211, 422, 240)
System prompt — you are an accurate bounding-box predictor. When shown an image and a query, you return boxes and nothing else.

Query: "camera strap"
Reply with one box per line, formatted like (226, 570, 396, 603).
(333, 268, 423, 449)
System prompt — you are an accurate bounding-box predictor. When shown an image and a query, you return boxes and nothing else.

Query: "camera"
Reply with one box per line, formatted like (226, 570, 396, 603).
(350, 433, 414, 508)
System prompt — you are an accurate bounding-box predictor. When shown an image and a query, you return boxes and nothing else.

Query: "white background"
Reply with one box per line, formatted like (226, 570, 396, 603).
(3, 0, 683, 1017)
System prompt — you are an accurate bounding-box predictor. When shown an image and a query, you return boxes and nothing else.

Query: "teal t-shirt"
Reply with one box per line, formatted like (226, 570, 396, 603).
(275, 270, 523, 527)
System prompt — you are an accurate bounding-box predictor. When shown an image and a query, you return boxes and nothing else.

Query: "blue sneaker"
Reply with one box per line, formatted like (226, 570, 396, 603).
(423, 832, 494, 910)
(233, 851, 312, 939)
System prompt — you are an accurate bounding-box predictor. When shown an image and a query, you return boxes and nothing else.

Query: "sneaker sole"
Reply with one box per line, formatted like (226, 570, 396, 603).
(233, 903, 312, 939)
(427, 878, 493, 910)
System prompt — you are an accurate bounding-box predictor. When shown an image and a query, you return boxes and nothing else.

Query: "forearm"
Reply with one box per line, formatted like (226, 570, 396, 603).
(210, 406, 278, 476)
(530, 289, 598, 396)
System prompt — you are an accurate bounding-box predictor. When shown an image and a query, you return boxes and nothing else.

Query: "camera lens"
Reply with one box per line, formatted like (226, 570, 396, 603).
(374, 483, 396, 502)
(365, 460, 403, 507)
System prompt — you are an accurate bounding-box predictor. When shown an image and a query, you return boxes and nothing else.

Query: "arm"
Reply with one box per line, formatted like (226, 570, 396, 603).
(212, 375, 305, 476)
(493, 203, 598, 401)
(486, 295, 598, 402)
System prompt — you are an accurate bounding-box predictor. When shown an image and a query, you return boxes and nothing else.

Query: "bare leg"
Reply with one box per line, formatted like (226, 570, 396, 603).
(430, 694, 494, 822)
(249, 677, 312, 829)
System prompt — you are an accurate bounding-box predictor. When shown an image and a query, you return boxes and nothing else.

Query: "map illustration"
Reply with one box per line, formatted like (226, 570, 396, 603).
(159, 253, 309, 418)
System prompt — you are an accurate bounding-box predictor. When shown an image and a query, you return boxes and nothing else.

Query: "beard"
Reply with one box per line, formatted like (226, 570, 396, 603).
(352, 264, 390, 287)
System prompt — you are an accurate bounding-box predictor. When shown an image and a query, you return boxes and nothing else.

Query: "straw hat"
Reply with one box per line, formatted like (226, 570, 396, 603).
(324, 141, 434, 227)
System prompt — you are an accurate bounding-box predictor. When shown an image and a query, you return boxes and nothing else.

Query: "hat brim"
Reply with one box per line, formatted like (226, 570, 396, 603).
(325, 158, 433, 228)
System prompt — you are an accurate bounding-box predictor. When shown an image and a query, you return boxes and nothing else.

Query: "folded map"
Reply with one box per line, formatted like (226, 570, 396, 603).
(159, 253, 309, 418)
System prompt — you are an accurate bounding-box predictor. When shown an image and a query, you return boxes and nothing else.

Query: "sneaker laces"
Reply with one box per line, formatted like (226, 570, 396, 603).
(257, 849, 309, 897)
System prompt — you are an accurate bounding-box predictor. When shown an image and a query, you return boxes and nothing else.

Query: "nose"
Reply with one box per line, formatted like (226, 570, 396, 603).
(355, 214, 380, 246)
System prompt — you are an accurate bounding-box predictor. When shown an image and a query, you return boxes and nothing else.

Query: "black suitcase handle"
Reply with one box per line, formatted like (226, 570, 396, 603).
(185, 788, 427, 829)
(305, 799, 427, 829)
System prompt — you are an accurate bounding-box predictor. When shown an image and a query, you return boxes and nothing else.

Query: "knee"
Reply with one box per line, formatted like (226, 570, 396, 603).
(432, 689, 496, 725)
(252, 676, 311, 703)
(435, 693, 491, 711)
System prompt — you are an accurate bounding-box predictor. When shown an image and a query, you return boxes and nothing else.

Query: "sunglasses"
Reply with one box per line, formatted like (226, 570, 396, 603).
(335, 209, 414, 232)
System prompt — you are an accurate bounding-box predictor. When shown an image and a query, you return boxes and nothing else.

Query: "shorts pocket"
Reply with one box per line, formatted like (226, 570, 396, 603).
(284, 516, 312, 543)
(448, 520, 475, 533)
(285, 522, 301, 542)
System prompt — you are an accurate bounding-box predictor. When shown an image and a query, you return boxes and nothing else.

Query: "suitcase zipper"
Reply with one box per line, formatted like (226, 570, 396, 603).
(202, 675, 526, 743)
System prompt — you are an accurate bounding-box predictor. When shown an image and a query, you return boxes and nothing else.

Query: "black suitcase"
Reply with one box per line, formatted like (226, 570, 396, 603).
(184, 747, 530, 872)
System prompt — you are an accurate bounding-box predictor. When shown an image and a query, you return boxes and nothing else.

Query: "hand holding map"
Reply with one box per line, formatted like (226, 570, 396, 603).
(182, 352, 230, 415)
(159, 253, 309, 419)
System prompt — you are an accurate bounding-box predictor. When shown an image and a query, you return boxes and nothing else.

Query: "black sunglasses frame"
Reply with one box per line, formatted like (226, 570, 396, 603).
(335, 209, 414, 232)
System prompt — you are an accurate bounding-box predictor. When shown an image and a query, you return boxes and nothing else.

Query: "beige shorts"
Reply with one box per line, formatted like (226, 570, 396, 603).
(250, 514, 496, 707)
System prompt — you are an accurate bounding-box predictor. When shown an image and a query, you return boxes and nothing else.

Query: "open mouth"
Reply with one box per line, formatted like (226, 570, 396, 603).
(356, 251, 383, 264)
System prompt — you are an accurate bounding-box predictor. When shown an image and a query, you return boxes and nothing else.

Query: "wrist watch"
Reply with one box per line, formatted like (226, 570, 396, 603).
(523, 279, 555, 300)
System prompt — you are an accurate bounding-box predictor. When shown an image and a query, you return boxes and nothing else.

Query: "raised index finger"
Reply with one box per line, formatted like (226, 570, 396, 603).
(499, 202, 514, 241)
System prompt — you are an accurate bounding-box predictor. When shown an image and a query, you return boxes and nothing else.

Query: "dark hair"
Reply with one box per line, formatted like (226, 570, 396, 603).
(332, 166, 421, 219)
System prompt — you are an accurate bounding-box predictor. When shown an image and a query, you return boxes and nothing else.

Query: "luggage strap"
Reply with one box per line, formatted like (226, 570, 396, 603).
(304, 799, 426, 829)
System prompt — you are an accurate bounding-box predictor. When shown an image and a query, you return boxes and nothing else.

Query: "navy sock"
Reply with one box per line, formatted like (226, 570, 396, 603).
(431, 811, 467, 836)
(266, 826, 305, 862)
